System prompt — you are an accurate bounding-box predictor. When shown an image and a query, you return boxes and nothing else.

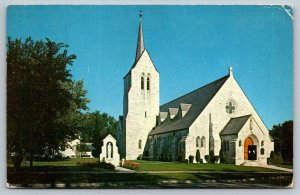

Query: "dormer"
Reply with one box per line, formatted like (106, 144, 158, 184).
(169, 108, 179, 119)
(180, 103, 192, 117)
(159, 112, 168, 123)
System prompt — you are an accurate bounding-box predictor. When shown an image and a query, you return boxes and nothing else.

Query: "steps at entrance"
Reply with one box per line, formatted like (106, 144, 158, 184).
(241, 161, 265, 167)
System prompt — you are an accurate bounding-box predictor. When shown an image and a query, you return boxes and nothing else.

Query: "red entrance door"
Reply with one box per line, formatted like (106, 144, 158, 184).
(244, 137, 253, 160)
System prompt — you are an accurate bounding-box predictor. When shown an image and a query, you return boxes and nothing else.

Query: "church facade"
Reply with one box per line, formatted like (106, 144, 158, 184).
(116, 14, 274, 165)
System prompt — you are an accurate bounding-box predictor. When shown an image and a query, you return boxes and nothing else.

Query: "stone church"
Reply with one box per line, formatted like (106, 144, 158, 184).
(116, 13, 274, 165)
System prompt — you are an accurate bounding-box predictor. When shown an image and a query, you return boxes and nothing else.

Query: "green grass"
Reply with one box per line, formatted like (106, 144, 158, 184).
(133, 160, 279, 172)
(7, 159, 293, 187)
(8, 157, 98, 167)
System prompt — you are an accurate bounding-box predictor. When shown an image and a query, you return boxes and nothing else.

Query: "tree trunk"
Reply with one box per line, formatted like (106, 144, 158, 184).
(29, 127, 33, 167)
(30, 148, 33, 167)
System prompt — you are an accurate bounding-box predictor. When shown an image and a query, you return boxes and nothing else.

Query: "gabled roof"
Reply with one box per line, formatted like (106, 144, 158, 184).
(220, 115, 251, 136)
(85, 143, 96, 151)
(149, 75, 229, 135)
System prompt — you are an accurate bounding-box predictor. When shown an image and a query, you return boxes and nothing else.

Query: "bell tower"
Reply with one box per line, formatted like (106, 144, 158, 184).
(122, 11, 160, 160)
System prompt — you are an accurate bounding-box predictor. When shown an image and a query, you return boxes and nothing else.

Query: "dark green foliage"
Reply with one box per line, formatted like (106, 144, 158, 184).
(188, 155, 194, 163)
(98, 161, 115, 170)
(195, 149, 201, 163)
(7, 37, 89, 167)
(269, 120, 293, 163)
(205, 151, 219, 164)
(204, 155, 210, 163)
(78, 159, 115, 170)
(11, 154, 23, 168)
(137, 154, 143, 160)
(268, 151, 283, 165)
(177, 154, 184, 163)
(79, 111, 118, 157)
(211, 156, 220, 164)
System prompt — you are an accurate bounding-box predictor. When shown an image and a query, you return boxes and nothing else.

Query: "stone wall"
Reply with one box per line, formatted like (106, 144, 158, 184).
(186, 73, 274, 164)
(123, 50, 159, 160)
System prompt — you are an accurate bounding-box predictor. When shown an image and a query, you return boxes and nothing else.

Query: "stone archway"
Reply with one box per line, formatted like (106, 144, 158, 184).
(244, 136, 258, 160)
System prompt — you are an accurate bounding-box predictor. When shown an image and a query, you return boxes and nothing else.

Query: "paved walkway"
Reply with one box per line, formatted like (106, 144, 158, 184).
(259, 165, 293, 172)
(115, 166, 136, 173)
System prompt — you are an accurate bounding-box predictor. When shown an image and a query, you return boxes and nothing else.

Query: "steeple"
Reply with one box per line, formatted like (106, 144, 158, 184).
(135, 11, 145, 62)
(228, 66, 233, 77)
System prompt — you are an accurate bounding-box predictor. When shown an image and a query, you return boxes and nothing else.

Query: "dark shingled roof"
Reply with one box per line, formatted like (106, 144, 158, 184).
(220, 115, 251, 136)
(85, 143, 96, 151)
(149, 75, 229, 135)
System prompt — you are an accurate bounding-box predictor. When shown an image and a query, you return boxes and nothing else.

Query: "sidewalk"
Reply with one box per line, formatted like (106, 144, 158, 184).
(115, 166, 136, 173)
(260, 165, 293, 172)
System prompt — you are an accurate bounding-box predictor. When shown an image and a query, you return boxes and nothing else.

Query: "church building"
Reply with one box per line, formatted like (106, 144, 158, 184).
(116, 13, 274, 165)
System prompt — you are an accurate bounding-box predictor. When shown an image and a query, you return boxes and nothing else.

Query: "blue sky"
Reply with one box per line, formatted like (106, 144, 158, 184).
(7, 5, 293, 129)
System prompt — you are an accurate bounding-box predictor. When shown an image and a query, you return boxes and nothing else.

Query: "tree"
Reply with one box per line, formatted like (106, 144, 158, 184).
(79, 111, 117, 157)
(269, 120, 293, 163)
(7, 37, 89, 167)
(195, 149, 201, 163)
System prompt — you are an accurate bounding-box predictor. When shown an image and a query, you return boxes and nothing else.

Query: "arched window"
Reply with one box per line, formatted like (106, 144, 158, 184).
(138, 139, 142, 149)
(261, 140, 264, 147)
(141, 76, 144, 90)
(239, 140, 242, 147)
(147, 77, 150, 90)
(196, 136, 200, 148)
(201, 136, 206, 148)
(260, 148, 265, 155)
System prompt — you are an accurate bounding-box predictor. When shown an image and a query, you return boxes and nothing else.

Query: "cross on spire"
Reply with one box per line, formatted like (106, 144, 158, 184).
(139, 10, 143, 18)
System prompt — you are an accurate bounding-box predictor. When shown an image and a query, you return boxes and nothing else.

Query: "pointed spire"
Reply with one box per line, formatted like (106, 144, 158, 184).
(135, 10, 145, 62)
(228, 66, 233, 77)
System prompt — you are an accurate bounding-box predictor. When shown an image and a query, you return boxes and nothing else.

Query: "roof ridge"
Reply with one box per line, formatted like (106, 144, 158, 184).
(220, 114, 252, 136)
(161, 75, 229, 107)
(230, 114, 252, 120)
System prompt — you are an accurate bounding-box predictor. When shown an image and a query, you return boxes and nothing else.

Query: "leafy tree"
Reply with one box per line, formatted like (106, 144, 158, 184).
(195, 149, 201, 163)
(270, 120, 293, 163)
(7, 37, 89, 167)
(79, 111, 117, 157)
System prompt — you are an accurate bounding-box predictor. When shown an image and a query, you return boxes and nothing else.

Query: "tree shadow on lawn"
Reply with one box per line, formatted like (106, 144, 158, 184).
(7, 165, 294, 189)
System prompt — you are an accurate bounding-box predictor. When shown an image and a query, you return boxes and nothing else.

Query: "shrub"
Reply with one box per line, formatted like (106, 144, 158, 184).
(123, 160, 140, 170)
(195, 149, 201, 163)
(188, 155, 194, 163)
(78, 160, 115, 170)
(11, 154, 23, 168)
(137, 154, 143, 160)
(184, 159, 189, 163)
(204, 150, 220, 164)
(98, 161, 115, 170)
(177, 154, 184, 163)
(267, 158, 271, 165)
(204, 155, 210, 163)
(269, 154, 283, 165)
(211, 156, 220, 164)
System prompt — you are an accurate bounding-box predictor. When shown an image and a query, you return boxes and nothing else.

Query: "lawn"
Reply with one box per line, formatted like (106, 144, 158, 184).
(133, 160, 280, 172)
(8, 157, 99, 167)
(7, 158, 293, 188)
